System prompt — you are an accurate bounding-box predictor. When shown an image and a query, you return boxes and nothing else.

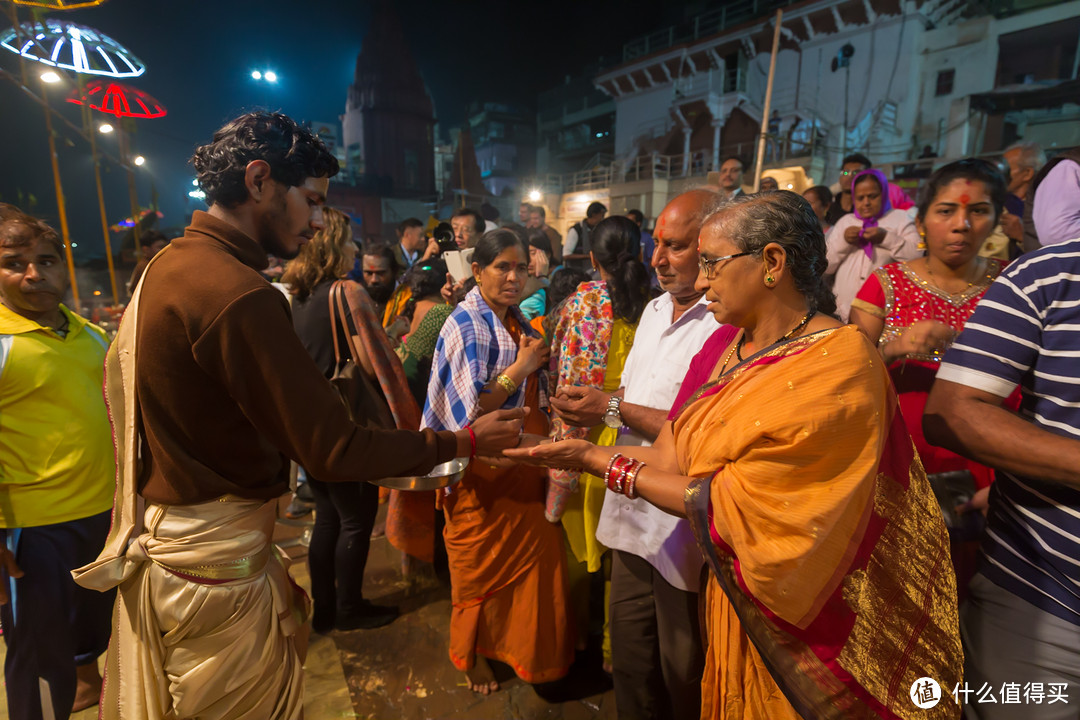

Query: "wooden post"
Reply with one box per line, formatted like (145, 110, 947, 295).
(752, 10, 783, 193)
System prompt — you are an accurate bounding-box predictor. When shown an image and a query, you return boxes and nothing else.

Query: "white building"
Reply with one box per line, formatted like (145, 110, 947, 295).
(528, 0, 1079, 224)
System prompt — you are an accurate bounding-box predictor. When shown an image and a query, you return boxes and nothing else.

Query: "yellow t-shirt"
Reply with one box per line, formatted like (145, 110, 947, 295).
(0, 303, 115, 527)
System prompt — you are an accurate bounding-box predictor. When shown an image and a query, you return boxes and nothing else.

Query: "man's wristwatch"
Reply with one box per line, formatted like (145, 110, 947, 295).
(602, 395, 623, 429)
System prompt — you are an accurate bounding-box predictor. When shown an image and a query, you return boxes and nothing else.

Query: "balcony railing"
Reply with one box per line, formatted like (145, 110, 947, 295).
(622, 0, 801, 62)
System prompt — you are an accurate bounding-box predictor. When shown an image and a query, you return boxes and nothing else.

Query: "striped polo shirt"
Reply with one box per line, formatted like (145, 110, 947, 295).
(937, 238, 1080, 625)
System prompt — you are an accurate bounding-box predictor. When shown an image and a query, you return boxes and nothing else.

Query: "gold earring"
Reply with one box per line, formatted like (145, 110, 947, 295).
(918, 230, 927, 251)
(765, 274, 775, 285)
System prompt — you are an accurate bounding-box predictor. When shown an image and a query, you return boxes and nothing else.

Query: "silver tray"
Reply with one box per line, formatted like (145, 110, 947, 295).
(370, 457, 469, 491)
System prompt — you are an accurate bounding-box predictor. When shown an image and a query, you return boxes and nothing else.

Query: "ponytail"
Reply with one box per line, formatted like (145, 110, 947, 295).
(608, 254, 650, 323)
(589, 216, 650, 323)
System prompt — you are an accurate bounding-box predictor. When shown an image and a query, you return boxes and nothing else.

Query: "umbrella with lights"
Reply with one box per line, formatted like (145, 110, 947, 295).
(66, 80, 166, 118)
(8, 0, 108, 8)
(0, 19, 144, 77)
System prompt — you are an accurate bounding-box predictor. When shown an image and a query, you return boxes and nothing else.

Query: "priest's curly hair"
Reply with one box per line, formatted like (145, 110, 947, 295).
(191, 112, 338, 209)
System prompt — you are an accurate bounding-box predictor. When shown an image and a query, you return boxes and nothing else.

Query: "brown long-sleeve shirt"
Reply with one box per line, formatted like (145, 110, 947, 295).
(135, 211, 457, 505)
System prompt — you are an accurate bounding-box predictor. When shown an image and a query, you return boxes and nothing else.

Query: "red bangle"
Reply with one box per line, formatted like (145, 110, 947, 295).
(605, 453, 625, 492)
(608, 455, 634, 494)
(625, 461, 645, 499)
(466, 425, 477, 459)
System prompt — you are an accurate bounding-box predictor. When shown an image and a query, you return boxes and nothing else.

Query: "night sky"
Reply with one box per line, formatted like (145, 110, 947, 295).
(0, 0, 695, 260)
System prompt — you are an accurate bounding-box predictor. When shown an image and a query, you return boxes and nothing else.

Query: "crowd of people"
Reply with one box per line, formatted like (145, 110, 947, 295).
(2, 109, 1078, 720)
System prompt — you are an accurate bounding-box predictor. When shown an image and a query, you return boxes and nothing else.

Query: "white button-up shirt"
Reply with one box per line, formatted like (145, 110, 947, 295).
(594, 292, 720, 592)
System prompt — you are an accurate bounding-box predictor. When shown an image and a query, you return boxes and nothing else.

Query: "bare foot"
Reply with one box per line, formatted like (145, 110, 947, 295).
(464, 656, 499, 695)
(72, 662, 102, 712)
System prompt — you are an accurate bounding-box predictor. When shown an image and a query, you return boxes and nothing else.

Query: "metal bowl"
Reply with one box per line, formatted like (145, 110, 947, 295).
(370, 457, 469, 491)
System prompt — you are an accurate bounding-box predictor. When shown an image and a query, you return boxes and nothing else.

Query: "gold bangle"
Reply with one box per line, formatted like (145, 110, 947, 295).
(495, 373, 518, 395)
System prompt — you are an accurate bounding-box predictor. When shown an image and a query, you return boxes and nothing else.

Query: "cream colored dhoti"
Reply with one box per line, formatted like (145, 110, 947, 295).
(73, 248, 308, 719)
(77, 499, 307, 719)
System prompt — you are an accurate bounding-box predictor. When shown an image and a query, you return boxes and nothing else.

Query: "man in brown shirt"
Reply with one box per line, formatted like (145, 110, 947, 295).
(75, 112, 524, 719)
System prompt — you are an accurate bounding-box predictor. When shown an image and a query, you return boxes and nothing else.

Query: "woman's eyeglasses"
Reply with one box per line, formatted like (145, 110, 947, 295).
(699, 251, 752, 280)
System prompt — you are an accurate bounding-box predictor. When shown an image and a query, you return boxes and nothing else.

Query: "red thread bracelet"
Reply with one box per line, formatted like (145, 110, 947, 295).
(466, 425, 477, 459)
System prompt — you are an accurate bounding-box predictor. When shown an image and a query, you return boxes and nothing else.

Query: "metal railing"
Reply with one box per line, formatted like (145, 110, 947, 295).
(622, 0, 802, 62)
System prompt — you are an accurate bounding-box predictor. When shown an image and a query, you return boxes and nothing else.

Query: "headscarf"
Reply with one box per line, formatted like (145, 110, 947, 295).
(852, 168, 893, 259)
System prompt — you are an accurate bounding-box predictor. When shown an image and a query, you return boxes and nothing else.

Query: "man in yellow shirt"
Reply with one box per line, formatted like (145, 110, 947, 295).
(0, 204, 115, 719)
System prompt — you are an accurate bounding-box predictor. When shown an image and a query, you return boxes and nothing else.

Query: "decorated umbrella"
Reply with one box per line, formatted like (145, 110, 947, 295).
(8, 0, 108, 7)
(66, 78, 165, 288)
(0, 19, 144, 77)
(66, 79, 165, 118)
(0, 17, 147, 305)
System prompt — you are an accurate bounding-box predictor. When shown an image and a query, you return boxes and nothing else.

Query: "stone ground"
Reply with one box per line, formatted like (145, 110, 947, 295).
(0, 497, 616, 720)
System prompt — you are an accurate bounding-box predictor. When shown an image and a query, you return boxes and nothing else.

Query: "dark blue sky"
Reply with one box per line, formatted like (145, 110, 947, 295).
(0, 0, 692, 260)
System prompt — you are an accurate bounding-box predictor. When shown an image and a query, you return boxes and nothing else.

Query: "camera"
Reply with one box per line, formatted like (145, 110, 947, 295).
(432, 222, 457, 253)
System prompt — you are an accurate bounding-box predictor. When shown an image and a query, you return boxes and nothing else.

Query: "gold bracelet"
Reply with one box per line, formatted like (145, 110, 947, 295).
(495, 373, 518, 395)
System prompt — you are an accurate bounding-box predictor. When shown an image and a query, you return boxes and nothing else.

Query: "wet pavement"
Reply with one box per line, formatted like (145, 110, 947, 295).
(277, 497, 618, 720)
(0, 496, 615, 719)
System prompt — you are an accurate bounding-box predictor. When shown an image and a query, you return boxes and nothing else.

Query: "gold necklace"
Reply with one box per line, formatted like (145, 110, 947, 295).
(736, 311, 815, 362)
(926, 258, 982, 293)
(716, 333, 741, 378)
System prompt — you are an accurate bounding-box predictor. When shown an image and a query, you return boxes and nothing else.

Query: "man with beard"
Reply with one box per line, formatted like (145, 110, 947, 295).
(549, 190, 719, 719)
(360, 243, 400, 322)
(72, 112, 526, 719)
(0, 205, 115, 719)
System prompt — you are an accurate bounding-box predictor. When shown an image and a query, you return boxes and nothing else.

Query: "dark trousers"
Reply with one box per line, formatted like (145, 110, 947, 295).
(1, 511, 113, 720)
(307, 477, 380, 628)
(609, 549, 705, 720)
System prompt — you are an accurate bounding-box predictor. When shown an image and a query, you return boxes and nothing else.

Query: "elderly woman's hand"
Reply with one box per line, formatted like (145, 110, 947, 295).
(843, 225, 863, 245)
(503, 438, 595, 471)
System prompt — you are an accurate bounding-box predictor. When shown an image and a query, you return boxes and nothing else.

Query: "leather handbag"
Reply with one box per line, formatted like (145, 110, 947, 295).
(328, 283, 395, 429)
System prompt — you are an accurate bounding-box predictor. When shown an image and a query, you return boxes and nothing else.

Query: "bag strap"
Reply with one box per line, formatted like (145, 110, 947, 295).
(329, 281, 347, 368)
(336, 284, 371, 379)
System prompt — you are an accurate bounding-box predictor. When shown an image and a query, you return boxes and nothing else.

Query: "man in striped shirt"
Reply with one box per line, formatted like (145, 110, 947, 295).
(926, 238, 1080, 719)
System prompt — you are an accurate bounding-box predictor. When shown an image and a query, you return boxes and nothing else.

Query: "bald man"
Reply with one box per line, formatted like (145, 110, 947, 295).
(550, 190, 720, 719)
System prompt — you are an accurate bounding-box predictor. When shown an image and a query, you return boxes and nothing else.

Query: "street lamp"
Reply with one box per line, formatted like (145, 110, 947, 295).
(40, 71, 61, 83)
(251, 69, 278, 83)
(98, 122, 113, 133)
(133, 155, 145, 166)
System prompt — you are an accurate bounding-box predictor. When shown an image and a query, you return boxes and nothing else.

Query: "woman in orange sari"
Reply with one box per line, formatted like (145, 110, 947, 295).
(423, 229, 575, 694)
(508, 191, 963, 719)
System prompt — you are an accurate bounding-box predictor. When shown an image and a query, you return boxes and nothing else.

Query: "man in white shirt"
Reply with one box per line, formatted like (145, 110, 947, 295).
(550, 189, 719, 720)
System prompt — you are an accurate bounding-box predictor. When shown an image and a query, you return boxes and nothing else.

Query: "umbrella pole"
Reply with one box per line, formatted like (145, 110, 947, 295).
(39, 73, 80, 310)
(119, 123, 142, 261)
(79, 78, 119, 305)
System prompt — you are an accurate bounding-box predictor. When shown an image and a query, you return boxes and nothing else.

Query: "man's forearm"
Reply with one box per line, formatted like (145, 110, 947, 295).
(620, 401, 667, 443)
(924, 389, 1080, 489)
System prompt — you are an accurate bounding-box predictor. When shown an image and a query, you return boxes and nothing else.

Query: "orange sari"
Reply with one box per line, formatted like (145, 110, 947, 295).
(677, 326, 962, 720)
(442, 317, 575, 683)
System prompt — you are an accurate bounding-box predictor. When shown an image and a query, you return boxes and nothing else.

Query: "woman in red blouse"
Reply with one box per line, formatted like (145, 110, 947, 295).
(850, 159, 1010, 488)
